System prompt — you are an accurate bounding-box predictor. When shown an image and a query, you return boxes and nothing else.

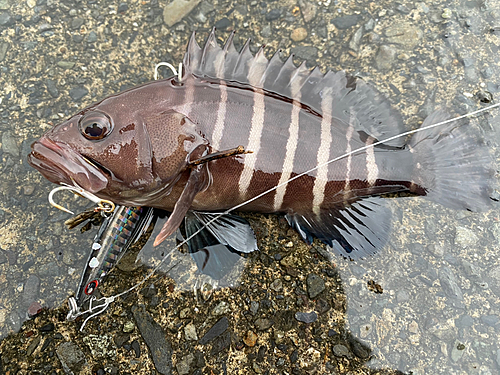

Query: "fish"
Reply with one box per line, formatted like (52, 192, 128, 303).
(28, 29, 495, 260)
(67, 205, 154, 319)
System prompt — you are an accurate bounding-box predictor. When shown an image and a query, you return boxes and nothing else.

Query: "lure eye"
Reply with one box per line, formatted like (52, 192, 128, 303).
(78, 111, 113, 141)
(84, 280, 99, 295)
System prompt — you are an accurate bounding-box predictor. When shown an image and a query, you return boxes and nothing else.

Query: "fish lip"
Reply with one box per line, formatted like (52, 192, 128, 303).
(28, 136, 109, 193)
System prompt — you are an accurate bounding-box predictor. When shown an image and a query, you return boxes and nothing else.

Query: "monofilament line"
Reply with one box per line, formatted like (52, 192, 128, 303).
(84, 102, 500, 324)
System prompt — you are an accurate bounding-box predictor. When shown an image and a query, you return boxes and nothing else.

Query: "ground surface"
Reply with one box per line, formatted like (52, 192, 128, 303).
(0, 0, 499, 374)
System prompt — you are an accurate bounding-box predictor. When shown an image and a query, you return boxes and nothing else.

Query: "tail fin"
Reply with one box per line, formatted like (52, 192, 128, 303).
(410, 110, 495, 211)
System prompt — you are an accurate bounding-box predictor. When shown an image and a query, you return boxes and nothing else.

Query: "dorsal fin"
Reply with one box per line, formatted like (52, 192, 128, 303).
(182, 29, 406, 147)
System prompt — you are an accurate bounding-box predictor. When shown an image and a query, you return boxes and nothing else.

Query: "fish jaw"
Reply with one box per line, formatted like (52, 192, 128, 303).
(28, 136, 109, 193)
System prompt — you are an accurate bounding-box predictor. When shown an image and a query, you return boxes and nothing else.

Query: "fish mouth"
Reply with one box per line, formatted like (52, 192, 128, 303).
(28, 136, 109, 193)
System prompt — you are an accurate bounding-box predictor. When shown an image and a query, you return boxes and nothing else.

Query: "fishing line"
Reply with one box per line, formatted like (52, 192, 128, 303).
(77, 63, 500, 326)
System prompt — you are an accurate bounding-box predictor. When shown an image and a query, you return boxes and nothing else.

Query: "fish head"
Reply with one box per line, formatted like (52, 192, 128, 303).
(28, 81, 206, 205)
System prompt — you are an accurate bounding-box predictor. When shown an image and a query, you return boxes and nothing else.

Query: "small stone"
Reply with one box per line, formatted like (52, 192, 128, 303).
(331, 15, 359, 29)
(214, 17, 231, 30)
(0, 0, 9, 10)
(315, 298, 330, 314)
(250, 301, 259, 315)
(359, 324, 372, 339)
(270, 279, 283, 292)
(456, 315, 473, 328)
(114, 333, 129, 348)
(427, 244, 445, 257)
(261, 24, 271, 38)
(87, 31, 98, 43)
(0, 11, 13, 27)
(243, 330, 258, 347)
(349, 26, 363, 51)
(23, 185, 35, 195)
(332, 344, 350, 357)
(439, 267, 463, 300)
(57, 61, 75, 70)
(451, 340, 465, 362)
(210, 331, 231, 355)
(71, 18, 84, 30)
(0, 41, 9, 62)
(27, 336, 41, 356)
(298, 0, 317, 23)
(295, 311, 318, 323)
(117, 3, 128, 13)
(56, 342, 88, 374)
(163, 0, 202, 27)
(179, 307, 190, 319)
(211, 301, 230, 316)
(2, 131, 19, 157)
(454, 227, 478, 248)
(375, 45, 397, 70)
(130, 340, 141, 358)
(441, 8, 452, 19)
(408, 321, 419, 334)
(22, 275, 40, 307)
(28, 302, 42, 318)
(184, 322, 198, 341)
(254, 318, 274, 331)
(82, 335, 115, 359)
(306, 273, 325, 299)
(123, 321, 135, 333)
(176, 353, 194, 375)
(481, 315, 499, 326)
(199, 317, 228, 345)
(265, 9, 281, 21)
(384, 23, 423, 49)
(396, 289, 410, 303)
(291, 28, 307, 42)
(69, 86, 88, 101)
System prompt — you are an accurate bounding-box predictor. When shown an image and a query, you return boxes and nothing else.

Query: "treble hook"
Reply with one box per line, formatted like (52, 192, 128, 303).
(48, 184, 115, 215)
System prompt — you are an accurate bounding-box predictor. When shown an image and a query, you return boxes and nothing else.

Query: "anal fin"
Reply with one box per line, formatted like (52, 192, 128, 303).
(182, 212, 249, 280)
(286, 197, 392, 260)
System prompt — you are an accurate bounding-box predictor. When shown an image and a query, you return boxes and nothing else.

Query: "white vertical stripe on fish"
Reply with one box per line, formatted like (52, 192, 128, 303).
(366, 136, 379, 186)
(211, 81, 227, 151)
(177, 77, 195, 117)
(238, 88, 266, 198)
(344, 123, 354, 194)
(273, 87, 301, 211)
(312, 88, 333, 216)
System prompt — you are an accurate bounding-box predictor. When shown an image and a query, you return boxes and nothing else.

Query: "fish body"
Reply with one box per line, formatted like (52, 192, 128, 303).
(68, 205, 153, 317)
(29, 30, 494, 259)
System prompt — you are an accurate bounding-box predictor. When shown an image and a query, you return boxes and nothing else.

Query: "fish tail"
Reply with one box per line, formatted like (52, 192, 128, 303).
(409, 109, 496, 211)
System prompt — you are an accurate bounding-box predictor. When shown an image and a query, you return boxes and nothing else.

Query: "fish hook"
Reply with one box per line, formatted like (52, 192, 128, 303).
(154, 62, 183, 82)
(48, 184, 115, 215)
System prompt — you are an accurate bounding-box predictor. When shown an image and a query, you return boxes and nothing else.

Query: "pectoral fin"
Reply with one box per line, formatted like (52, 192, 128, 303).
(153, 165, 209, 246)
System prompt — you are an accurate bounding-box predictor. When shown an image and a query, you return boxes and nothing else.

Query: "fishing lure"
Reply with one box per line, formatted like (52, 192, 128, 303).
(67, 205, 154, 320)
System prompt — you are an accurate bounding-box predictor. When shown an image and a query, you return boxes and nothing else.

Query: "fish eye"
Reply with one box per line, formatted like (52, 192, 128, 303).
(78, 111, 113, 141)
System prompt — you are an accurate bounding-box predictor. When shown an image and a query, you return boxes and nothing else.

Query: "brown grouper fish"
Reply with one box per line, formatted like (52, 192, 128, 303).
(28, 30, 495, 260)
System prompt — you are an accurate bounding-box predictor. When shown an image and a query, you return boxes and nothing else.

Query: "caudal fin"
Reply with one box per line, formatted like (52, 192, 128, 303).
(410, 110, 495, 211)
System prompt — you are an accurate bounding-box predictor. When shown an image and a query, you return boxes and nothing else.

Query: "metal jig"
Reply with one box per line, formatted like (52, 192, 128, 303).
(48, 184, 115, 215)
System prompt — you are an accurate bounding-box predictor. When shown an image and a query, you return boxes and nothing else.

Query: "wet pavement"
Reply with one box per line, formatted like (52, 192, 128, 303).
(0, 0, 499, 374)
